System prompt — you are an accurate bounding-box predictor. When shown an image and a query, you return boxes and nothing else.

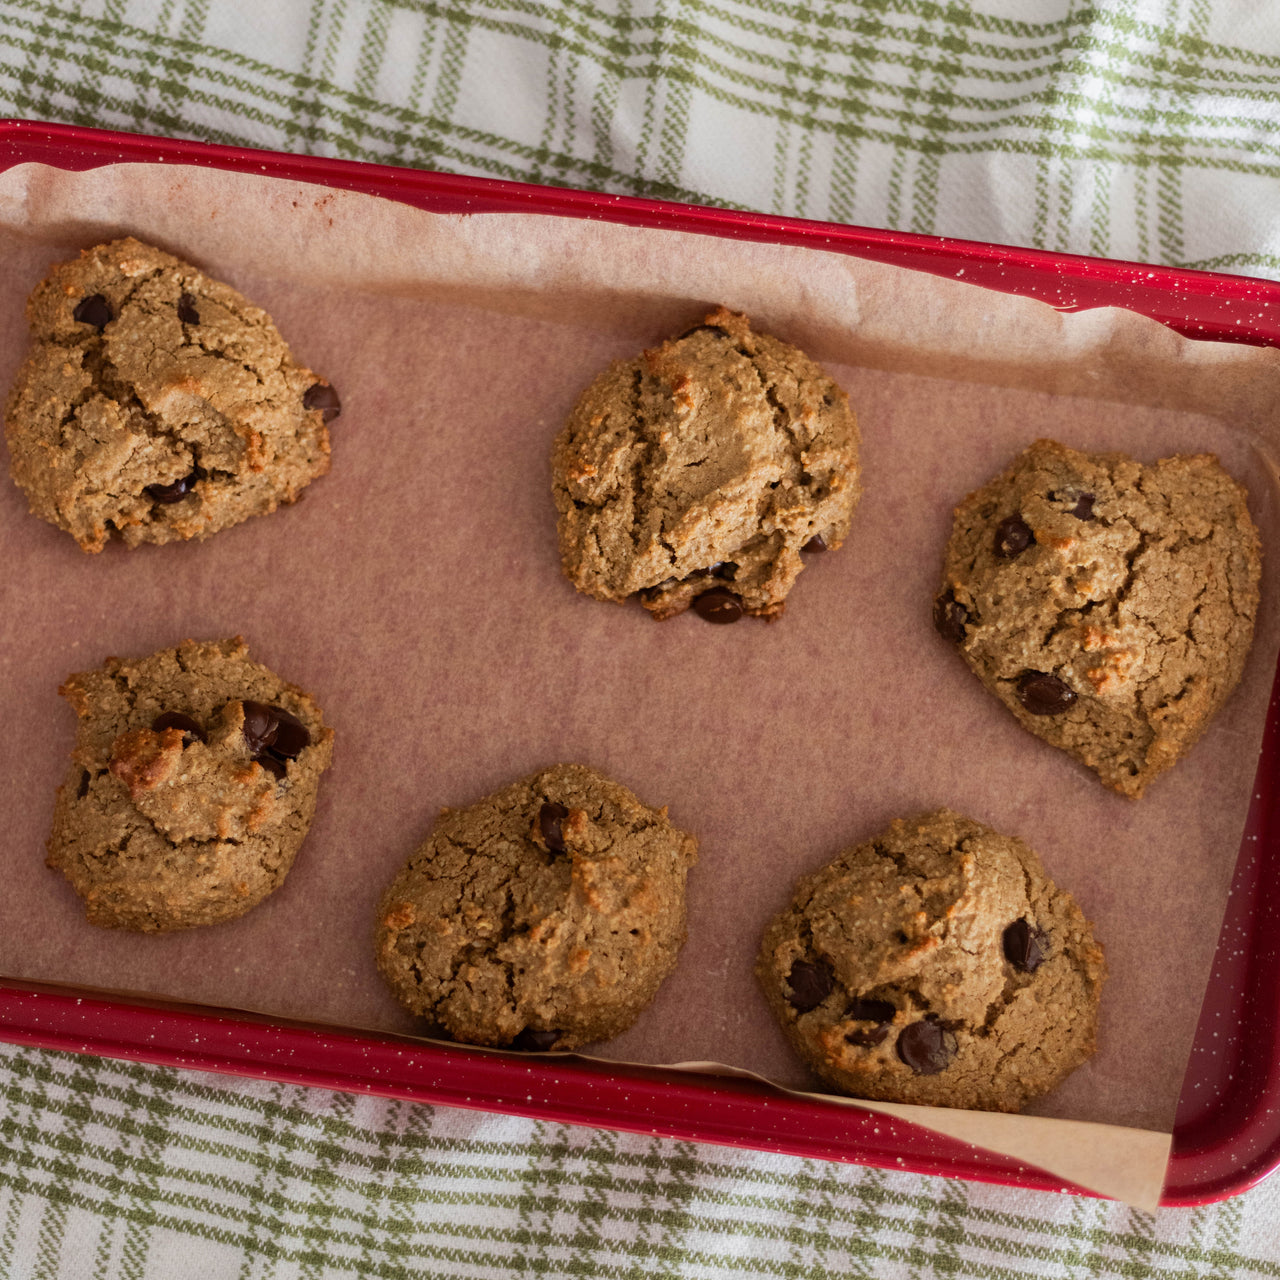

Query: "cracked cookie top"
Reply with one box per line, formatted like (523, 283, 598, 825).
(551, 307, 861, 621)
(756, 809, 1106, 1113)
(48, 638, 334, 932)
(375, 763, 698, 1051)
(5, 238, 338, 552)
(934, 439, 1261, 797)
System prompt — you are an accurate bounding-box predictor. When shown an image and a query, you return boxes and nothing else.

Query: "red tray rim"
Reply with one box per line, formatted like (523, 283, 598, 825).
(2, 118, 1280, 1209)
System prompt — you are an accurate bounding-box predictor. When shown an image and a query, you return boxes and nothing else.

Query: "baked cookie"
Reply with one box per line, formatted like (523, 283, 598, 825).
(757, 809, 1105, 1113)
(6, 237, 339, 552)
(375, 764, 698, 1050)
(934, 439, 1261, 797)
(552, 308, 860, 622)
(48, 637, 334, 931)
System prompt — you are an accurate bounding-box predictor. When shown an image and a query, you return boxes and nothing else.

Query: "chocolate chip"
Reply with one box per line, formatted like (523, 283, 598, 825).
(933, 589, 970, 645)
(72, 294, 111, 329)
(539, 801, 569, 853)
(77, 771, 90, 799)
(258, 754, 288, 781)
(709, 561, 737, 580)
(1003, 919, 1048, 972)
(240, 701, 280, 755)
(802, 535, 828, 554)
(848, 998, 895, 1023)
(896, 1017, 956, 1075)
(1051, 490, 1096, 520)
(151, 711, 206, 746)
(693, 588, 743, 625)
(177, 293, 200, 325)
(239, 701, 309, 770)
(787, 959, 834, 1012)
(265, 708, 310, 760)
(994, 515, 1033, 558)
(510, 1028, 560, 1052)
(678, 324, 730, 341)
(845, 998, 895, 1047)
(303, 382, 342, 423)
(1016, 670, 1078, 715)
(144, 470, 199, 504)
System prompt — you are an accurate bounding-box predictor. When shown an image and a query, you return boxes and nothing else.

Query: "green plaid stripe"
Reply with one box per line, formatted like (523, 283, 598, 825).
(1, 1042, 1279, 1278)
(6, 1, 1280, 1274)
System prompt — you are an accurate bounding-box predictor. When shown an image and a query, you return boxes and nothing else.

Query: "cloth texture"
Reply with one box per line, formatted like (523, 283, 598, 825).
(3, 0, 1280, 1276)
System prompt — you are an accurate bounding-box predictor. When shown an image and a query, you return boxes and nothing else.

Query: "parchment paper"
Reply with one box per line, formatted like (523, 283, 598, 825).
(3, 161, 1279, 1213)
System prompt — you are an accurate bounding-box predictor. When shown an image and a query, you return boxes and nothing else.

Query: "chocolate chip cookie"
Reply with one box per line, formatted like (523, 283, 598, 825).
(6, 238, 339, 552)
(934, 439, 1261, 797)
(552, 308, 861, 621)
(375, 764, 698, 1050)
(757, 809, 1106, 1112)
(48, 638, 334, 931)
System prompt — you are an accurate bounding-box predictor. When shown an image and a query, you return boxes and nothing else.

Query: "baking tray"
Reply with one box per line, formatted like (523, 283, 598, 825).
(1, 119, 1279, 1208)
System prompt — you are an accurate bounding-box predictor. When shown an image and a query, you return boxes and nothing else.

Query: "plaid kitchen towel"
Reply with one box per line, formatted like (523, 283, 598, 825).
(4, 1, 1280, 1276)
(2, 1042, 1280, 1279)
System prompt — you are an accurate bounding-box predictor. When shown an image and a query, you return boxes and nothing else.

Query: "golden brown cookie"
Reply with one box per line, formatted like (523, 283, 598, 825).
(552, 308, 860, 622)
(757, 809, 1105, 1113)
(5, 238, 338, 552)
(48, 638, 334, 931)
(375, 764, 698, 1051)
(934, 439, 1261, 797)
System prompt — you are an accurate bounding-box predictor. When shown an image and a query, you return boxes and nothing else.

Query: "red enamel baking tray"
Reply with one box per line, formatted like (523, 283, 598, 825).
(2, 119, 1279, 1208)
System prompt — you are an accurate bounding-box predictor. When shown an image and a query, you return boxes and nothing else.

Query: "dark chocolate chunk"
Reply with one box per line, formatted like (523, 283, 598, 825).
(787, 959, 835, 1012)
(303, 382, 342, 423)
(77, 771, 90, 799)
(240, 701, 280, 755)
(265, 707, 310, 760)
(933, 589, 970, 645)
(802, 534, 828, 554)
(693, 588, 743, 625)
(539, 801, 569, 853)
(510, 1028, 560, 1052)
(845, 997, 895, 1047)
(1016, 670, 1078, 716)
(144, 470, 200, 504)
(72, 294, 111, 329)
(151, 711, 206, 746)
(848, 998, 895, 1023)
(177, 293, 201, 325)
(258, 754, 288, 781)
(994, 515, 1033, 558)
(678, 324, 731, 341)
(896, 1017, 956, 1075)
(1003, 919, 1048, 972)
(709, 561, 738, 580)
(1060, 491, 1096, 520)
(238, 701, 310, 770)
